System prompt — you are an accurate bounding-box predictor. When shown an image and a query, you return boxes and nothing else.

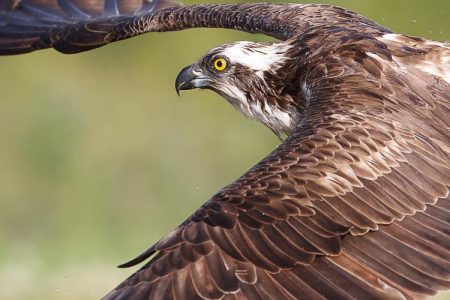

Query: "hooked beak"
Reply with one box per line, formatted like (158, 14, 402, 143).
(175, 65, 206, 96)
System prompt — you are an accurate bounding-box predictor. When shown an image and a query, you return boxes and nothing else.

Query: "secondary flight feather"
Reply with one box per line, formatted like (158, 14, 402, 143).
(1, 0, 449, 299)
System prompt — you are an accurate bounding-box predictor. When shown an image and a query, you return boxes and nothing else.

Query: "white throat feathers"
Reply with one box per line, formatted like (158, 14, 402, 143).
(210, 41, 300, 137)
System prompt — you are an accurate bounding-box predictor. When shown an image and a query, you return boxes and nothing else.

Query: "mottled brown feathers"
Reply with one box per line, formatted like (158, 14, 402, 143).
(1, 1, 449, 300)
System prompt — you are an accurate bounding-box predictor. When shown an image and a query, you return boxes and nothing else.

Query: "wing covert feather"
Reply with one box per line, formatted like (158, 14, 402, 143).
(105, 106, 450, 300)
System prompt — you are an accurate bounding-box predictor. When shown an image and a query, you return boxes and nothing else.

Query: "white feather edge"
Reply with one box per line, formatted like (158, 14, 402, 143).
(381, 33, 450, 83)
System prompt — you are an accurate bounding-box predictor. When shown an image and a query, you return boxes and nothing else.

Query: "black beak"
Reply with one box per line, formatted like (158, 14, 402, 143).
(175, 65, 198, 96)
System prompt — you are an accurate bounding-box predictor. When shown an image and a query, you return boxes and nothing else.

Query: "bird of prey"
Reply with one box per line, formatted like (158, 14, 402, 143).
(1, 0, 449, 299)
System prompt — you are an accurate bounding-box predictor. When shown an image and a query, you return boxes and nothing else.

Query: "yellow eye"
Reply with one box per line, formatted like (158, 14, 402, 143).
(213, 57, 228, 71)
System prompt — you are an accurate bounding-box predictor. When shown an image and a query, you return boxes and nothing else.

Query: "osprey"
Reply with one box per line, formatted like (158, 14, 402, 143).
(1, 0, 449, 299)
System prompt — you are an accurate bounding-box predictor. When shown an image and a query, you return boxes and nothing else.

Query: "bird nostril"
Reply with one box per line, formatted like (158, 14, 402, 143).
(192, 69, 202, 76)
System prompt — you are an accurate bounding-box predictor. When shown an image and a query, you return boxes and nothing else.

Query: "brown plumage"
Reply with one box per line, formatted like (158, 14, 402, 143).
(1, 1, 449, 299)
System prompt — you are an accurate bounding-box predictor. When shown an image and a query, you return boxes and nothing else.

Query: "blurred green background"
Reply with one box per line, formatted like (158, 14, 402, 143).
(0, 0, 449, 299)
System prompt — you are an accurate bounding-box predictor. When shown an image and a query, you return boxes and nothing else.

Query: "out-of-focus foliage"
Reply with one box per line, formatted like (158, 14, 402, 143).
(0, 1, 448, 299)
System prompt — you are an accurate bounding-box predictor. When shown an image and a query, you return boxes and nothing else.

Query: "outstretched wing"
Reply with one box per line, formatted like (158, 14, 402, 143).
(0, 0, 389, 54)
(104, 32, 450, 299)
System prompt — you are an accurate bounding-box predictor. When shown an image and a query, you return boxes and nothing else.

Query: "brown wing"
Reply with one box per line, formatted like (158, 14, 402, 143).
(0, 0, 182, 54)
(104, 33, 450, 300)
(0, 1, 389, 55)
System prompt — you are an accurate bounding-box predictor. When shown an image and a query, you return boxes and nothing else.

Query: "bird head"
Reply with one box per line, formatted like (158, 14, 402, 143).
(175, 41, 302, 138)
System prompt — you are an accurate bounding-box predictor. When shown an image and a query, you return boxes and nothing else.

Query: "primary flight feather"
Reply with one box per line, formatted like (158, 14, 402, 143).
(1, 0, 449, 299)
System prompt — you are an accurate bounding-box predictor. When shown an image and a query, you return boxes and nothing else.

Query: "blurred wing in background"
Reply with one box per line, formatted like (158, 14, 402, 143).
(0, 0, 182, 54)
(0, 0, 389, 54)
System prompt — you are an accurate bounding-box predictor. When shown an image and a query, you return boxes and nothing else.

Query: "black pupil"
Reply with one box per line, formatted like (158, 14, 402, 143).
(217, 60, 223, 68)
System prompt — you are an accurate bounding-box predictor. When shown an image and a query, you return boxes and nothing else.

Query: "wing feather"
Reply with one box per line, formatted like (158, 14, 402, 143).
(0, 1, 390, 54)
